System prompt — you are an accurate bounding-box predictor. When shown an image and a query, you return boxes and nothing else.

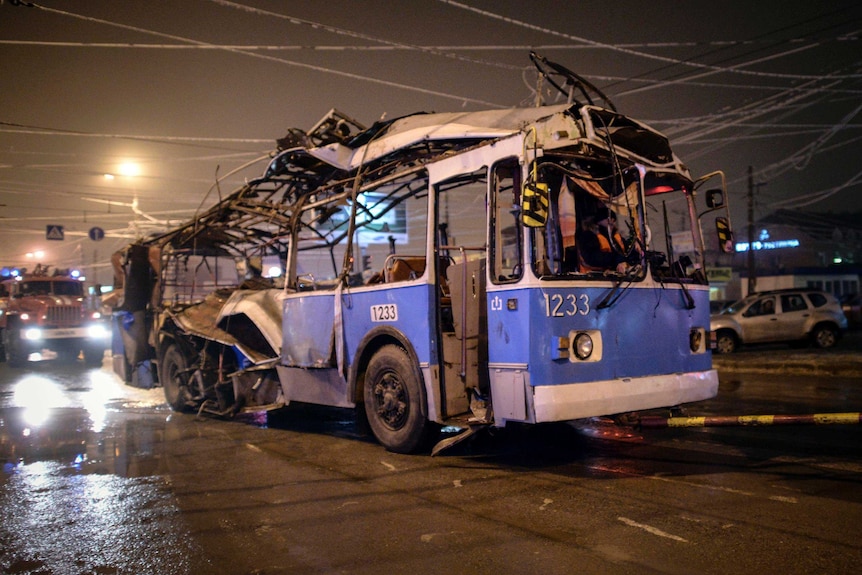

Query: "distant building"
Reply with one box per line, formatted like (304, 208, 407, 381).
(704, 209, 861, 302)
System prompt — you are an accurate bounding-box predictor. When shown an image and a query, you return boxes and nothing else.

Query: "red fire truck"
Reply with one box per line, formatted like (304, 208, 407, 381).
(0, 267, 110, 367)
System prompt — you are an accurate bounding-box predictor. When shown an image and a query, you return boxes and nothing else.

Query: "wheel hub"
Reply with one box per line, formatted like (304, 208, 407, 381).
(375, 373, 407, 429)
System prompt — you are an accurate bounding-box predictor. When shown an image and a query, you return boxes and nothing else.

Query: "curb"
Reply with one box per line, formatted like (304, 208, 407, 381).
(712, 358, 862, 378)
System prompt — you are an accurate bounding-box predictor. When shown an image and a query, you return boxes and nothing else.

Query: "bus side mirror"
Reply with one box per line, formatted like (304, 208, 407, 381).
(716, 217, 734, 253)
(705, 189, 724, 209)
(521, 181, 549, 228)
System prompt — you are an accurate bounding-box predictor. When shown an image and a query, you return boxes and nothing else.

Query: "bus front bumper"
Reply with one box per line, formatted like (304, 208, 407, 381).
(489, 368, 719, 426)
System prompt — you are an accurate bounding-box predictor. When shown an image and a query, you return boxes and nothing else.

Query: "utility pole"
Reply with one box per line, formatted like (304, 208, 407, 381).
(747, 166, 756, 295)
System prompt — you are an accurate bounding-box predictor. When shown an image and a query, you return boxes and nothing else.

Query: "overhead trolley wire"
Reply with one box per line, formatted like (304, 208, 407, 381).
(28, 2, 505, 109)
(437, 0, 862, 82)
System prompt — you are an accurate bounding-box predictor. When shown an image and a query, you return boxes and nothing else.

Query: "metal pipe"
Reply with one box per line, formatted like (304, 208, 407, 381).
(638, 412, 862, 429)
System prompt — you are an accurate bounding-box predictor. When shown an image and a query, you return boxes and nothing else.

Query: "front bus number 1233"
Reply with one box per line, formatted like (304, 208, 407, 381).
(371, 303, 399, 322)
(544, 293, 590, 318)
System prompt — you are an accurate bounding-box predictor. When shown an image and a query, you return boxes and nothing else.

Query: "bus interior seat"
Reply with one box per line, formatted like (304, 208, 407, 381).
(384, 255, 426, 283)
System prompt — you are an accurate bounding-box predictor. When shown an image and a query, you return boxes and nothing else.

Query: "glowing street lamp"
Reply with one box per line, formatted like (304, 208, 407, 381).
(118, 162, 141, 177)
(104, 161, 141, 180)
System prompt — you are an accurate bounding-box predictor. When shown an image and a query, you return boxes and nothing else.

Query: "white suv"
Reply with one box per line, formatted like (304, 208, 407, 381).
(711, 289, 848, 354)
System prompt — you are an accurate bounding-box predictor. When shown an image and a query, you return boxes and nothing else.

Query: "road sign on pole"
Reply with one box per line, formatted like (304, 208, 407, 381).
(89, 227, 105, 241)
(46, 225, 65, 240)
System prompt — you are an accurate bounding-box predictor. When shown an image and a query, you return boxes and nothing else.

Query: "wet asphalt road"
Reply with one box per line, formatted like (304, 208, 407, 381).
(1, 341, 861, 575)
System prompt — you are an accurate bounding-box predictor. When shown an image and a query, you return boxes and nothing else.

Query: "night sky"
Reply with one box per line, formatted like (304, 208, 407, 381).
(2, 0, 860, 283)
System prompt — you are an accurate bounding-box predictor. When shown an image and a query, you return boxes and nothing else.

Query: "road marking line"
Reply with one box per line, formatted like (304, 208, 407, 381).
(618, 517, 688, 542)
(588, 464, 797, 503)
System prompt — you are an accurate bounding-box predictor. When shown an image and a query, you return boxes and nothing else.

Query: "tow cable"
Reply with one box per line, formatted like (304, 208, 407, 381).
(635, 412, 862, 429)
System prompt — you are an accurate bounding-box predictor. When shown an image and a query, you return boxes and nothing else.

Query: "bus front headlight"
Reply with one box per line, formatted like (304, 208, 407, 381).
(573, 332, 593, 360)
(689, 328, 706, 353)
(567, 330, 602, 362)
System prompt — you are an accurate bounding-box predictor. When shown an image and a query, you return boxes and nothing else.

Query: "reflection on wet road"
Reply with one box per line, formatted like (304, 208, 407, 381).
(0, 362, 208, 574)
(1, 354, 861, 574)
(1, 459, 202, 574)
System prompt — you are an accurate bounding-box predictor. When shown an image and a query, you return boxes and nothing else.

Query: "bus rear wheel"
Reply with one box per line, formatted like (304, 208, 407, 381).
(161, 344, 196, 412)
(363, 345, 438, 454)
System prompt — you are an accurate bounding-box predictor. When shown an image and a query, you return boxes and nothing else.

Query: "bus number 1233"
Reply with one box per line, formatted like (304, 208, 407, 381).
(371, 303, 398, 322)
(544, 293, 590, 317)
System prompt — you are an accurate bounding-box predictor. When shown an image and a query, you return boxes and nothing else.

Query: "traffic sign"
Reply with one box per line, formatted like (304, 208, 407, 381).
(46, 225, 65, 240)
(89, 226, 105, 241)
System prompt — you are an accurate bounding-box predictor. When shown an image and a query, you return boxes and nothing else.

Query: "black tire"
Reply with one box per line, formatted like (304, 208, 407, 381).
(57, 347, 80, 363)
(811, 324, 838, 349)
(83, 345, 106, 367)
(161, 344, 195, 412)
(4, 325, 28, 368)
(363, 345, 438, 454)
(714, 330, 738, 354)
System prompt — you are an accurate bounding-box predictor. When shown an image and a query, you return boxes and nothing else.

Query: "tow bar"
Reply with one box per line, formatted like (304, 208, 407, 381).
(637, 412, 862, 429)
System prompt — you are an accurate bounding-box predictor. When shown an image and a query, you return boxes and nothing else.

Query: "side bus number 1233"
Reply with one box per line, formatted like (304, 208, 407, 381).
(371, 303, 398, 322)
(543, 293, 590, 317)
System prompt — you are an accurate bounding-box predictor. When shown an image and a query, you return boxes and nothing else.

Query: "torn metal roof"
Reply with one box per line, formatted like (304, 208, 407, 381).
(306, 105, 571, 171)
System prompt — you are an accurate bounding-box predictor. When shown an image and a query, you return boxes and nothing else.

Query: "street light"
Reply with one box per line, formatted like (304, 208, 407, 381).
(117, 161, 141, 177)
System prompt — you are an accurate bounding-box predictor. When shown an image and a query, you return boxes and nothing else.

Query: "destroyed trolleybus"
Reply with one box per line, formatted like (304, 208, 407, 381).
(110, 56, 733, 453)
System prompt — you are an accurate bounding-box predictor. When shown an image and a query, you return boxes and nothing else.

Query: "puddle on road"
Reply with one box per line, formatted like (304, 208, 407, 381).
(0, 407, 210, 574)
(0, 405, 172, 478)
(0, 367, 211, 574)
(0, 458, 203, 574)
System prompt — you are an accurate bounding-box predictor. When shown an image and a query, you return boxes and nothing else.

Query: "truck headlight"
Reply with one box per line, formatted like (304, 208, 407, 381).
(23, 327, 43, 341)
(87, 324, 110, 339)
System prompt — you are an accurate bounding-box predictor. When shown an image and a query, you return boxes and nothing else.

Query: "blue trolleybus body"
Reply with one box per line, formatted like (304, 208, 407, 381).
(111, 58, 733, 453)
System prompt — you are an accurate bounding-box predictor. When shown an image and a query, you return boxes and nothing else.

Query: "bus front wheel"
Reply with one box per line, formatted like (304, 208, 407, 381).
(363, 345, 438, 454)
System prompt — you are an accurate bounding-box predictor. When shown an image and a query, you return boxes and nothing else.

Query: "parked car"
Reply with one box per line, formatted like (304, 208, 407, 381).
(840, 293, 861, 327)
(711, 289, 848, 353)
